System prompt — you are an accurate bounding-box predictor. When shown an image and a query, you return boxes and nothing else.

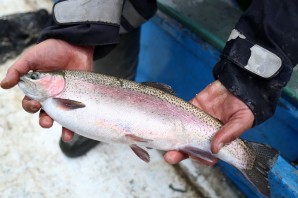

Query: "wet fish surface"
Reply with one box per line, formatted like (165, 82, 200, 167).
(18, 70, 279, 197)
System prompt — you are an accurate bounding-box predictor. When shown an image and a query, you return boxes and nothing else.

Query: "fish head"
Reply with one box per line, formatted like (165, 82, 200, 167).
(18, 71, 65, 102)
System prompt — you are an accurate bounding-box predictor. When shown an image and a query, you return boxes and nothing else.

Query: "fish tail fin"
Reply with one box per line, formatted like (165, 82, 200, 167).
(241, 140, 279, 197)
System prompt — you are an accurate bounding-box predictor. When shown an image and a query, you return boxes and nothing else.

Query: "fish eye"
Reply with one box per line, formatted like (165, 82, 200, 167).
(30, 72, 40, 80)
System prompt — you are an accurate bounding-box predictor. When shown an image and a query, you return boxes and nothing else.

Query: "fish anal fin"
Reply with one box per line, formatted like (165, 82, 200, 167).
(180, 146, 216, 163)
(141, 82, 175, 95)
(125, 134, 153, 143)
(53, 98, 86, 110)
(130, 144, 150, 163)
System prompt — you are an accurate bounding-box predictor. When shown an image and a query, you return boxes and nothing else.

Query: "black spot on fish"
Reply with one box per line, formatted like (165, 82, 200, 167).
(116, 78, 124, 87)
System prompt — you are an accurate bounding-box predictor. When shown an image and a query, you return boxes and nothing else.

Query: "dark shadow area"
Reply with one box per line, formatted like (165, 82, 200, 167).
(0, 9, 50, 64)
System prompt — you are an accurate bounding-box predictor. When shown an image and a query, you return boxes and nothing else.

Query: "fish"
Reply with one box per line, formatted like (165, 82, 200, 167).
(18, 70, 279, 197)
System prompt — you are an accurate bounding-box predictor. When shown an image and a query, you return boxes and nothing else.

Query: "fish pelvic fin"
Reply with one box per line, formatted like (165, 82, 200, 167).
(53, 98, 86, 110)
(241, 140, 279, 197)
(130, 144, 150, 163)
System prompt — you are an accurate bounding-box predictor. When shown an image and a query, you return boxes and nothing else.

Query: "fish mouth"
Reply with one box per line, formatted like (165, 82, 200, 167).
(18, 77, 24, 85)
(18, 76, 26, 87)
(18, 79, 26, 90)
(18, 76, 36, 91)
(19, 76, 26, 82)
(18, 75, 32, 85)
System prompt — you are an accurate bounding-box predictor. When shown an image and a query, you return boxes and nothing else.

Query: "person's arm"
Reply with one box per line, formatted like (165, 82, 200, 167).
(164, 0, 298, 164)
(39, 0, 157, 59)
(215, 0, 298, 126)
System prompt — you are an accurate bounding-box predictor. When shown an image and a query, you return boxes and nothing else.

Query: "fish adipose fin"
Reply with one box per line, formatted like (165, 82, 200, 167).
(130, 144, 150, 163)
(53, 98, 86, 110)
(179, 146, 217, 163)
(241, 141, 279, 197)
(141, 82, 176, 95)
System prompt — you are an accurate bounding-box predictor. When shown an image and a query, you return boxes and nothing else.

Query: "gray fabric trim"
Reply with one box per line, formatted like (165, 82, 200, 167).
(122, 0, 146, 28)
(244, 45, 282, 78)
(53, 0, 123, 25)
(225, 29, 282, 78)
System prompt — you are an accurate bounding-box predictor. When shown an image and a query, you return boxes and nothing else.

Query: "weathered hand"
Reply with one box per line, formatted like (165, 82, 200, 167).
(164, 80, 254, 166)
(1, 39, 94, 141)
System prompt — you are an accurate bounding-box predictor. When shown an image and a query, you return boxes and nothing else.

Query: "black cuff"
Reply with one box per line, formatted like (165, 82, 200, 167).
(213, 59, 291, 126)
(37, 23, 119, 46)
(37, 16, 119, 58)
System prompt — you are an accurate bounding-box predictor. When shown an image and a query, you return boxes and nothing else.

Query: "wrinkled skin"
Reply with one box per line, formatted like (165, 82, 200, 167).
(0, 39, 254, 165)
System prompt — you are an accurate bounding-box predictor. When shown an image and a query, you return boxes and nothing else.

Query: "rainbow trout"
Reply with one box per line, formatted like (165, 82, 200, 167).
(18, 70, 279, 197)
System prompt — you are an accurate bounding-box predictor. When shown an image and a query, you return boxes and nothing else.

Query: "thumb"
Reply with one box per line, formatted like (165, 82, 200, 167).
(1, 58, 31, 89)
(211, 115, 253, 154)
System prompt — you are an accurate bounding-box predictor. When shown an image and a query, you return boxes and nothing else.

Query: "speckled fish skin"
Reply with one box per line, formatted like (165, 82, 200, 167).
(18, 70, 279, 197)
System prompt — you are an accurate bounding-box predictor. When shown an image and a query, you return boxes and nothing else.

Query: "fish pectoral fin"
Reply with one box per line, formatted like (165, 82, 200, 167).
(125, 134, 153, 143)
(53, 98, 86, 110)
(130, 144, 150, 163)
(141, 82, 176, 95)
(179, 146, 216, 163)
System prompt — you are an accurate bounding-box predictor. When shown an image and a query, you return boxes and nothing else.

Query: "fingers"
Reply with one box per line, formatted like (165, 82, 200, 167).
(211, 114, 254, 154)
(164, 151, 188, 164)
(1, 57, 31, 89)
(39, 110, 54, 128)
(23, 96, 54, 128)
(24, 96, 53, 128)
(61, 127, 74, 142)
(22, 96, 41, 113)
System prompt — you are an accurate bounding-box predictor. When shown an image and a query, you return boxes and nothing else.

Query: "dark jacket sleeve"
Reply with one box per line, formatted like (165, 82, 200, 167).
(37, 0, 157, 58)
(213, 0, 298, 125)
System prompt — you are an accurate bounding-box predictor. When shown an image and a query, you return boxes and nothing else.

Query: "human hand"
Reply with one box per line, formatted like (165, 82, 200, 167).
(164, 80, 254, 166)
(1, 39, 94, 141)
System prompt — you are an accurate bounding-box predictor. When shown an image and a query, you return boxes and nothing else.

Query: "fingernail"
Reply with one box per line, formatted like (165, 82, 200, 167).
(40, 117, 52, 128)
(1, 78, 9, 89)
(0, 79, 5, 88)
(31, 106, 39, 112)
(62, 132, 74, 142)
(166, 154, 176, 164)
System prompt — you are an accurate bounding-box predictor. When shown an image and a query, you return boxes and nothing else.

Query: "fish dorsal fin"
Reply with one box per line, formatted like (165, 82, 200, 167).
(142, 82, 175, 95)
(130, 144, 150, 163)
(53, 98, 86, 110)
